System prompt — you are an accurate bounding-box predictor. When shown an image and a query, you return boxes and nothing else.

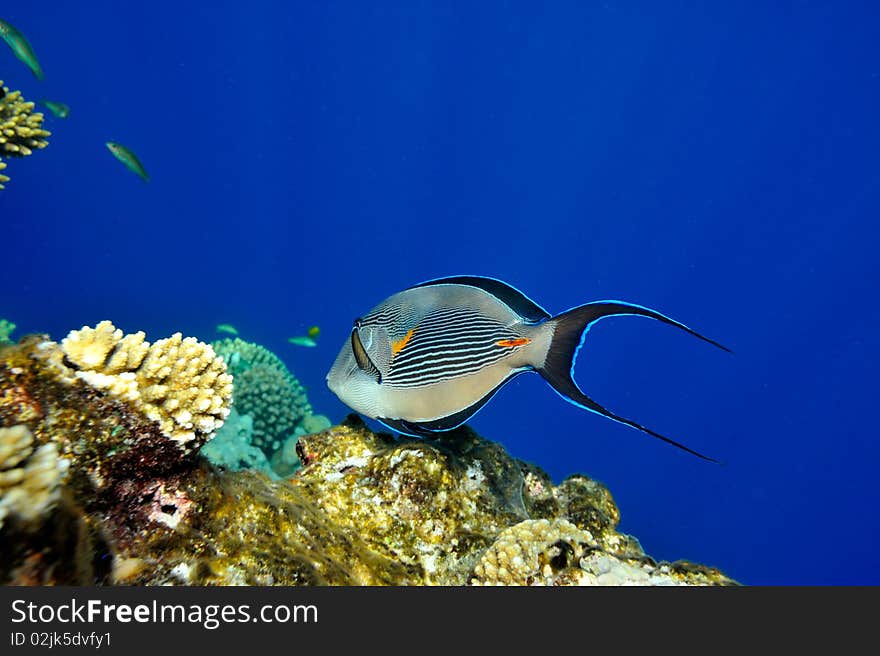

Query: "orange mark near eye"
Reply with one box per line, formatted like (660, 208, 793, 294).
(496, 338, 531, 348)
(391, 328, 416, 356)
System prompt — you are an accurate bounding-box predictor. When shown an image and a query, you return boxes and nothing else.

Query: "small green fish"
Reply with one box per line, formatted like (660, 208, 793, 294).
(40, 99, 70, 118)
(106, 142, 149, 182)
(0, 18, 44, 80)
(307, 325, 320, 339)
(288, 335, 317, 348)
(216, 323, 239, 336)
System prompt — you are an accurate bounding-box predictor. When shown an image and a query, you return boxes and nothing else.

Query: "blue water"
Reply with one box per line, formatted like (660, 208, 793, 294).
(2, 2, 877, 585)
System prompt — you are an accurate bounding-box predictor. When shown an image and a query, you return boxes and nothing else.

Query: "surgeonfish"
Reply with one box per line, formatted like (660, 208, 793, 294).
(326, 276, 730, 461)
(0, 18, 44, 80)
(216, 323, 239, 336)
(39, 99, 70, 118)
(288, 335, 317, 348)
(106, 141, 149, 182)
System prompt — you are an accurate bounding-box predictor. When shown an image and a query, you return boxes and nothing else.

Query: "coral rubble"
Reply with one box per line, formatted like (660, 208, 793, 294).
(0, 80, 50, 189)
(0, 324, 736, 586)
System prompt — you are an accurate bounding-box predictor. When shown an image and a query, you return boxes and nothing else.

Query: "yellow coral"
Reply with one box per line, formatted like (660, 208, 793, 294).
(0, 80, 50, 189)
(0, 425, 68, 527)
(56, 321, 233, 449)
(470, 519, 595, 586)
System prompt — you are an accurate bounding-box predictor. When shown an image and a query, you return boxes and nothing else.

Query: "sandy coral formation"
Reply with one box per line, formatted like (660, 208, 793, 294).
(0, 80, 50, 189)
(0, 425, 68, 528)
(57, 321, 233, 449)
(471, 518, 593, 585)
(212, 338, 312, 454)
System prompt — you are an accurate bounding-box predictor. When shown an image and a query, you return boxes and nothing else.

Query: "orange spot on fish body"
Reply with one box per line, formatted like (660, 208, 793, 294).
(496, 338, 531, 348)
(391, 328, 416, 356)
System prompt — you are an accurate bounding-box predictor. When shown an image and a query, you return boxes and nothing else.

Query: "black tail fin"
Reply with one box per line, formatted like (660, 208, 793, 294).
(537, 301, 729, 462)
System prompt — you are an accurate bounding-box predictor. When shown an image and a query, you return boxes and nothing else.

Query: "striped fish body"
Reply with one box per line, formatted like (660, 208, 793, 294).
(330, 282, 552, 426)
(327, 276, 729, 460)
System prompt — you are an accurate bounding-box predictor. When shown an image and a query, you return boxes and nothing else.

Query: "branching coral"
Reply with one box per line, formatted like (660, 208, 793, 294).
(0, 424, 68, 528)
(54, 321, 233, 450)
(0, 80, 50, 189)
(212, 338, 312, 453)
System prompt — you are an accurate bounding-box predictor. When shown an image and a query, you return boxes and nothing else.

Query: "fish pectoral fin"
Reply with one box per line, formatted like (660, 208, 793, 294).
(351, 328, 382, 383)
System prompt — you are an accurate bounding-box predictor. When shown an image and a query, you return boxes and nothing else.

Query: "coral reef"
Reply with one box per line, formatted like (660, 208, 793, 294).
(0, 327, 233, 584)
(0, 319, 15, 345)
(0, 80, 50, 189)
(1, 324, 735, 586)
(212, 338, 312, 454)
(200, 408, 276, 477)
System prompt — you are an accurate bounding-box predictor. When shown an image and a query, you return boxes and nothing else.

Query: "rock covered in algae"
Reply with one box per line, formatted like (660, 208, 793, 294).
(212, 337, 313, 454)
(1, 324, 735, 585)
(0, 80, 50, 189)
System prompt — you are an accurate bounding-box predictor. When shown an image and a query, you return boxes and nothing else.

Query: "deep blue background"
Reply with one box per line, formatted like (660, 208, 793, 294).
(2, 2, 877, 585)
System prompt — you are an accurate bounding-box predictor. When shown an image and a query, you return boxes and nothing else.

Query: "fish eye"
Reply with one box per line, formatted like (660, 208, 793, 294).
(353, 317, 363, 328)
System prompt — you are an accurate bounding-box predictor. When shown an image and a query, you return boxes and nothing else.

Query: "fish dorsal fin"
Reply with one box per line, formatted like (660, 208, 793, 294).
(409, 276, 551, 323)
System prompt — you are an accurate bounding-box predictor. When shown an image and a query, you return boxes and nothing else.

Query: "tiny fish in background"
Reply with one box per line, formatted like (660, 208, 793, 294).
(0, 18, 44, 80)
(307, 325, 320, 339)
(327, 275, 730, 461)
(216, 323, 239, 336)
(288, 335, 317, 348)
(39, 99, 69, 118)
(106, 142, 149, 182)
